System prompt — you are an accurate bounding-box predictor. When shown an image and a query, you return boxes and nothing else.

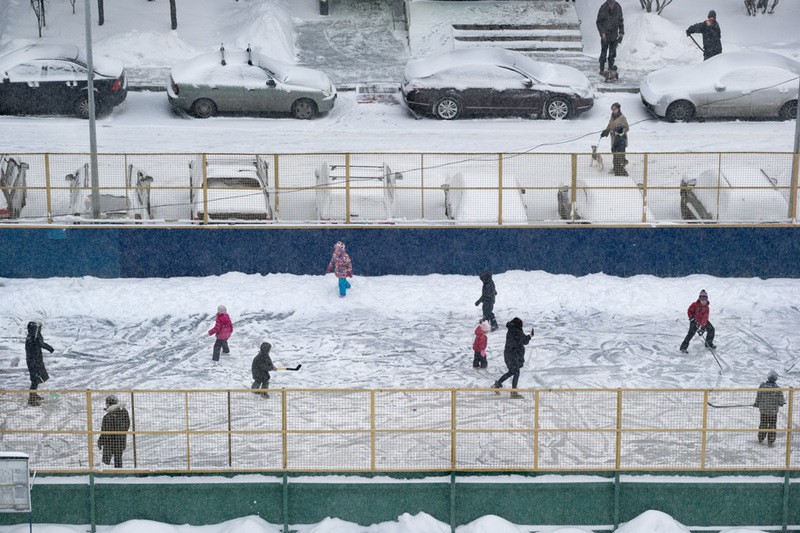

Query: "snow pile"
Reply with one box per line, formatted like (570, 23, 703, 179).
(96, 31, 199, 68)
(217, 0, 296, 63)
(615, 510, 691, 533)
(617, 13, 698, 68)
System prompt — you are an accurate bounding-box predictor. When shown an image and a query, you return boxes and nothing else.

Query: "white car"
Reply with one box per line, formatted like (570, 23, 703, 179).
(640, 51, 799, 122)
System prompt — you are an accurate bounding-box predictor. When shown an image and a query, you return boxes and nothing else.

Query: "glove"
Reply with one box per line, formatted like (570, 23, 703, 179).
(480, 350, 486, 357)
(686, 29, 691, 37)
(698, 327, 706, 335)
(600, 131, 609, 138)
(48, 347, 55, 353)
(689, 318, 697, 327)
(530, 328, 535, 337)
(617, 35, 623, 45)
(475, 300, 481, 306)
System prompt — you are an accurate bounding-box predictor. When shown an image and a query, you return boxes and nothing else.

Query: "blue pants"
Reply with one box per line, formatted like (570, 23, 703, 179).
(338, 277, 351, 296)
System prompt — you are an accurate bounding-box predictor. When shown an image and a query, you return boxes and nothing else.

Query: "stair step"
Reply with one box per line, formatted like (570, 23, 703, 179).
(454, 41, 584, 52)
(454, 34, 582, 43)
(453, 23, 580, 31)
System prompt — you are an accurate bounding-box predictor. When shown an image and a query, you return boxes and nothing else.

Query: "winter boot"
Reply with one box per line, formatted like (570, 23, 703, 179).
(28, 393, 42, 406)
(510, 392, 523, 399)
(491, 381, 502, 395)
(599, 61, 605, 75)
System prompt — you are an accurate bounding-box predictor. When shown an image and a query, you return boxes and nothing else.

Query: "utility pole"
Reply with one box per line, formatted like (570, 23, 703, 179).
(84, 0, 101, 219)
(791, 75, 800, 221)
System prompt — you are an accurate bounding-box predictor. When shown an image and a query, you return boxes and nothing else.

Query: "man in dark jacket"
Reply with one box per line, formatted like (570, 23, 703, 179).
(686, 10, 722, 60)
(474, 271, 499, 331)
(25, 321, 54, 406)
(252, 342, 276, 398)
(491, 317, 534, 398)
(753, 370, 785, 447)
(596, 0, 624, 74)
(98, 395, 131, 468)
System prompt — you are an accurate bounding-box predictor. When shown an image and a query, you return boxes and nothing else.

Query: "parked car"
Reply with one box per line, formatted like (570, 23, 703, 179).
(401, 47, 594, 120)
(189, 155, 274, 222)
(640, 51, 799, 122)
(168, 47, 337, 119)
(0, 42, 127, 118)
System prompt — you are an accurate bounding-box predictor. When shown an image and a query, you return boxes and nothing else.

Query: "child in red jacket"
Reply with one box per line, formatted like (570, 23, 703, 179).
(679, 290, 715, 352)
(472, 319, 491, 368)
(208, 305, 233, 361)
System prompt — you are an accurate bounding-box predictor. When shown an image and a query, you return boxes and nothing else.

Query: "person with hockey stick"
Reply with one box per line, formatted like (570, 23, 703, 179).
(251, 342, 276, 398)
(208, 305, 233, 361)
(753, 370, 785, 447)
(491, 317, 534, 398)
(596, 0, 624, 76)
(472, 318, 491, 369)
(686, 10, 722, 61)
(475, 271, 499, 331)
(98, 394, 131, 468)
(326, 241, 354, 298)
(25, 321, 54, 406)
(679, 289, 715, 352)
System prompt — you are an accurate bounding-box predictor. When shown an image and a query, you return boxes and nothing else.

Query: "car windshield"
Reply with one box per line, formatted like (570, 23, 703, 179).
(207, 177, 261, 188)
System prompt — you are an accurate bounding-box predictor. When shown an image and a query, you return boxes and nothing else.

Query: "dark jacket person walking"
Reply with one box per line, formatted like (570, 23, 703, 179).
(475, 271, 499, 331)
(252, 342, 276, 397)
(686, 10, 722, 60)
(25, 321, 54, 406)
(98, 395, 131, 468)
(491, 317, 533, 398)
(596, 0, 624, 74)
(753, 370, 785, 447)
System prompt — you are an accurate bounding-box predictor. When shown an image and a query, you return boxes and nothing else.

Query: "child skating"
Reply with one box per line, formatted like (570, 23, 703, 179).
(326, 241, 354, 297)
(208, 305, 233, 361)
(472, 319, 490, 369)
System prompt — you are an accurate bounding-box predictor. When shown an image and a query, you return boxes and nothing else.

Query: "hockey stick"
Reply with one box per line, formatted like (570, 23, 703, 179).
(697, 330, 723, 372)
(275, 365, 302, 371)
(784, 360, 798, 373)
(707, 402, 753, 409)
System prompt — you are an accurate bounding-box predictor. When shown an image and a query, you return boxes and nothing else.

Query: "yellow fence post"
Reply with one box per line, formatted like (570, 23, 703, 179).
(498, 154, 503, 225)
(570, 154, 578, 222)
(273, 154, 280, 219)
(533, 390, 539, 470)
(86, 390, 94, 471)
(420, 154, 425, 219)
(345, 153, 351, 224)
(785, 388, 794, 469)
(615, 389, 622, 469)
(201, 153, 209, 225)
(184, 391, 191, 470)
(641, 153, 649, 223)
(282, 389, 288, 470)
(451, 389, 457, 470)
(701, 390, 709, 470)
(792, 153, 799, 221)
(44, 153, 52, 224)
(370, 390, 376, 472)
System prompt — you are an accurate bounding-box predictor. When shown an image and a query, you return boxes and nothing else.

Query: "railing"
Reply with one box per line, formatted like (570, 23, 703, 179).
(0, 152, 798, 225)
(1, 388, 795, 473)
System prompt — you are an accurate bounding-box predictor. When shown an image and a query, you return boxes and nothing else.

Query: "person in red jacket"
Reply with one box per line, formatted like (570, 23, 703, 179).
(472, 319, 491, 368)
(679, 290, 715, 352)
(208, 304, 233, 361)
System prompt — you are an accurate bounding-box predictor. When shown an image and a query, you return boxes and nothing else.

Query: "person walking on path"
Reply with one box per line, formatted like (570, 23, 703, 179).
(208, 305, 233, 361)
(686, 10, 722, 60)
(596, 0, 624, 74)
(610, 124, 628, 176)
(492, 317, 534, 398)
(251, 342, 276, 398)
(600, 102, 629, 154)
(326, 241, 354, 298)
(98, 394, 131, 468)
(25, 321, 54, 406)
(475, 271, 499, 331)
(472, 319, 490, 369)
(679, 290, 715, 352)
(753, 370, 785, 447)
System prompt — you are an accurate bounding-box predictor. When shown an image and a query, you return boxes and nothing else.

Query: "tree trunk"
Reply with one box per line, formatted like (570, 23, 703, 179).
(98, 0, 104, 25)
(170, 0, 177, 30)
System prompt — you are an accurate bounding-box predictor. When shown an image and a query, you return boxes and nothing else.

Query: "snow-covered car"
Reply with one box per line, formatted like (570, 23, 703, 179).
(401, 47, 594, 120)
(168, 47, 337, 119)
(0, 42, 127, 118)
(640, 51, 799, 122)
(189, 155, 274, 222)
(680, 164, 789, 222)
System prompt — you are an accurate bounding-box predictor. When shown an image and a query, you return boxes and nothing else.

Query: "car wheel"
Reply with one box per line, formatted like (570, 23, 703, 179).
(544, 97, 571, 120)
(433, 96, 462, 120)
(190, 98, 217, 119)
(75, 94, 91, 119)
(665, 100, 695, 123)
(291, 98, 318, 120)
(779, 100, 797, 121)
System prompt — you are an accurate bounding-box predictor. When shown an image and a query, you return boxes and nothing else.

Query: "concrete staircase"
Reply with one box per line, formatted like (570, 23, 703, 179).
(452, 22, 583, 54)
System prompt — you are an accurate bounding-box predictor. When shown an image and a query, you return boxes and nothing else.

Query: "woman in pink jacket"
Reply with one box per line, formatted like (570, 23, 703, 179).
(208, 305, 233, 361)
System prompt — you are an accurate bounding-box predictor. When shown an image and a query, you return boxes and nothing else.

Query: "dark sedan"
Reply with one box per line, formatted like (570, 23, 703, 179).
(402, 47, 593, 120)
(0, 42, 127, 118)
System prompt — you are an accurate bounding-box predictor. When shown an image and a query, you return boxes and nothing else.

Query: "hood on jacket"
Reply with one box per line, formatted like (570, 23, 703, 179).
(507, 317, 523, 330)
(334, 241, 346, 254)
(217, 305, 227, 314)
(479, 271, 492, 282)
(26, 321, 41, 339)
(478, 320, 491, 334)
(260, 342, 272, 355)
(767, 370, 778, 383)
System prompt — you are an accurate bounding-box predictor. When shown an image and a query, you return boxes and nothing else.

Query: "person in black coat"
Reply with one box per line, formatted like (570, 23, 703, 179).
(252, 342, 276, 398)
(25, 321, 54, 406)
(596, 0, 624, 74)
(98, 395, 131, 468)
(611, 124, 628, 176)
(474, 271, 499, 331)
(492, 317, 534, 398)
(753, 370, 785, 447)
(686, 10, 722, 60)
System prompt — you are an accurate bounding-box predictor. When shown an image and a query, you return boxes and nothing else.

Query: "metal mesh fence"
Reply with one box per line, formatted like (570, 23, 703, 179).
(2, 152, 797, 225)
(0, 388, 795, 473)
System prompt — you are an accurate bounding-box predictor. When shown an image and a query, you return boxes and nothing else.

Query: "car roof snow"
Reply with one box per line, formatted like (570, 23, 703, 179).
(0, 42, 80, 72)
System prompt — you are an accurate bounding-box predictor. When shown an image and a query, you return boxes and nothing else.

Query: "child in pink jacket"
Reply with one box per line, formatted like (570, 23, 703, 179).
(472, 319, 490, 368)
(208, 305, 233, 361)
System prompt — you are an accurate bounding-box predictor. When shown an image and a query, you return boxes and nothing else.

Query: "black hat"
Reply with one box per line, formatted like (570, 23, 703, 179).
(260, 342, 272, 354)
(708, 10, 716, 18)
(611, 102, 621, 110)
(106, 394, 119, 406)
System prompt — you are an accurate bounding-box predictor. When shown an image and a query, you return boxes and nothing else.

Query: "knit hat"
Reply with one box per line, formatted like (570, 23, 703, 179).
(106, 394, 119, 406)
(260, 342, 272, 354)
(699, 290, 708, 300)
(708, 10, 716, 19)
(611, 102, 621, 111)
(767, 370, 778, 382)
(479, 320, 491, 333)
(218, 305, 227, 314)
